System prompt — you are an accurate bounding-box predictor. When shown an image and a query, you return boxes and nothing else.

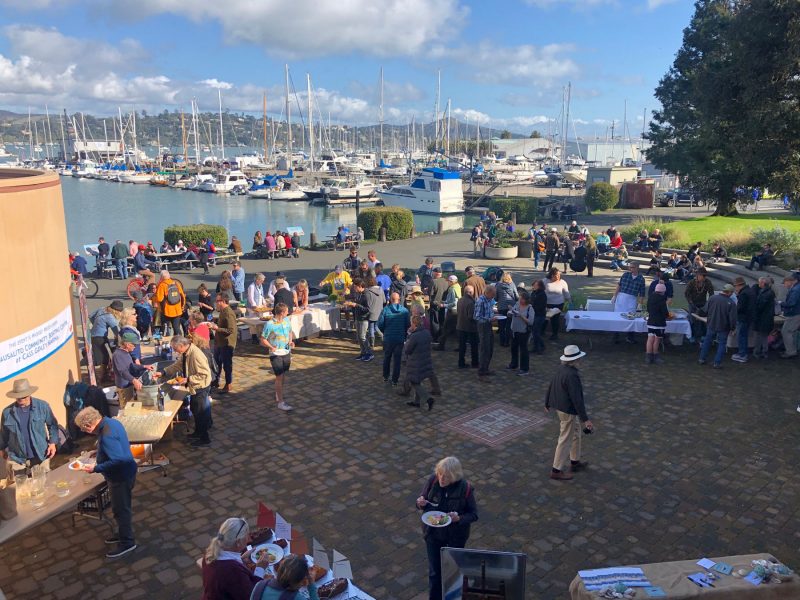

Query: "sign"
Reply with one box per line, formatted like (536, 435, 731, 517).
(285, 226, 305, 236)
(0, 306, 74, 382)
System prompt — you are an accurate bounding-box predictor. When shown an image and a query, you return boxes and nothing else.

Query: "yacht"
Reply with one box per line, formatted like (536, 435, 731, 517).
(270, 180, 309, 201)
(206, 170, 248, 193)
(118, 171, 153, 184)
(378, 167, 464, 214)
(324, 176, 378, 200)
(184, 173, 215, 191)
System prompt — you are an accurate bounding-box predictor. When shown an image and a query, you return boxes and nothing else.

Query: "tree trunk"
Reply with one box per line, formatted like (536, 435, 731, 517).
(713, 191, 738, 216)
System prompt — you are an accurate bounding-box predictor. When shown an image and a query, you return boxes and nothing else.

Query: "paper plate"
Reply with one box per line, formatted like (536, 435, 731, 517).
(493, 315, 507, 320)
(421, 511, 451, 528)
(271, 348, 290, 356)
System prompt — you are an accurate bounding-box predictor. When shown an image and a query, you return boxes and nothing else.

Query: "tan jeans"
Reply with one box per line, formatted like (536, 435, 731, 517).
(552, 411, 581, 471)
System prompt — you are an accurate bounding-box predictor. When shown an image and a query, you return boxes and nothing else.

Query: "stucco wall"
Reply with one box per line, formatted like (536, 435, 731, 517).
(0, 169, 77, 425)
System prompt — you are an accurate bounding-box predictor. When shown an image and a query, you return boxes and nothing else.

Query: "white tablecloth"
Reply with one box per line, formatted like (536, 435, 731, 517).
(565, 311, 692, 336)
(239, 305, 340, 339)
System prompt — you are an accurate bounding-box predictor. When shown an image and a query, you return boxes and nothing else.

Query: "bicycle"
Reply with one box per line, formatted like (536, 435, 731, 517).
(71, 270, 99, 298)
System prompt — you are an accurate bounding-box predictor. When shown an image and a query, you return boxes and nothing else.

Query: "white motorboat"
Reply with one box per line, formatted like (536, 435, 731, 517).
(118, 172, 153, 184)
(378, 167, 464, 214)
(325, 176, 379, 200)
(206, 170, 248, 193)
(270, 180, 309, 201)
(184, 174, 215, 190)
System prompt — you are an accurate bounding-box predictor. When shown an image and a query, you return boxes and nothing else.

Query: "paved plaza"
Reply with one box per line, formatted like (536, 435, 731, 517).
(1, 323, 799, 599)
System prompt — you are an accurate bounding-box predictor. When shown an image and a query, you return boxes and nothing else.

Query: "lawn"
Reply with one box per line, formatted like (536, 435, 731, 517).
(670, 214, 800, 242)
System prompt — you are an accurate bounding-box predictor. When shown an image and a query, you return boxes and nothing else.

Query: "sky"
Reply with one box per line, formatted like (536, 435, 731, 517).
(0, 0, 694, 138)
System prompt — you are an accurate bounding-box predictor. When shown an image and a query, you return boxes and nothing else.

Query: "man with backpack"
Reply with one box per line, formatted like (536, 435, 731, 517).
(154, 270, 186, 336)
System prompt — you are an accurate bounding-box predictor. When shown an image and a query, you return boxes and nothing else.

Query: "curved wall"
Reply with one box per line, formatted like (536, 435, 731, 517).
(0, 169, 77, 425)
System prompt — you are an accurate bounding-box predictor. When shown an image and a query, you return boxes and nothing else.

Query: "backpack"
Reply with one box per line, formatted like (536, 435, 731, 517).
(166, 282, 182, 305)
(55, 425, 76, 455)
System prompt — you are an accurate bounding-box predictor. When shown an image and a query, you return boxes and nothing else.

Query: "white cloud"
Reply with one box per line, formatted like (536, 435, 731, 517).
(435, 41, 579, 87)
(111, 0, 468, 58)
(450, 107, 553, 132)
(199, 79, 234, 90)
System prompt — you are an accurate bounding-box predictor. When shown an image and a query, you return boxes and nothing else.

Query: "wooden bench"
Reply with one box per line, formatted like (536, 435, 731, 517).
(213, 251, 243, 265)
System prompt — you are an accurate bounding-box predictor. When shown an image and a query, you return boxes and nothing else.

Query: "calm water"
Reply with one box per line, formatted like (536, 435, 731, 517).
(60, 177, 466, 250)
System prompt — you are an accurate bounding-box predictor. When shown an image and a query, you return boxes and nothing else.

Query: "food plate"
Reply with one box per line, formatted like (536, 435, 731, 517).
(421, 511, 451, 528)
(252, 543, 284, 565)
(68, 458, 95, 471)
(271, 348, 290, 356)
(493, 315, 507, 320)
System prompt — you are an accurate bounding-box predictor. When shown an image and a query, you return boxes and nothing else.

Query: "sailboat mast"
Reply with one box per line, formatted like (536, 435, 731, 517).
(307, 74, 314, 171)
(445, 99, 451, 157)
(181, 110, 188, 166)
(27, 108, 33, 159)
(103, 119, 108, 164)
(285, 64, 292, 172)
(45, 105, 54, 160)
(379, 67, 384, 163)
(157, 127, 161, 168)
(263, 92, 268, 162)
(563, 82, 571, 165)
(59, 111, 67, 162)
(131, 110, 139, 167)
(218, 89, 225, 161)
(434, 70, 441, 152)
(118, 107, 125, 162)
(192, 100, 200, 166)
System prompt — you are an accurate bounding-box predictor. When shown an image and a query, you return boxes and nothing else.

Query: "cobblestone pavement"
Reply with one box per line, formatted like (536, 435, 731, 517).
(2, 323, 799, 600)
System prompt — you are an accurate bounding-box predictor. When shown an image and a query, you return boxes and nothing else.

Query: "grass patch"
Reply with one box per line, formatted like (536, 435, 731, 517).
(665, 214, 800, 243)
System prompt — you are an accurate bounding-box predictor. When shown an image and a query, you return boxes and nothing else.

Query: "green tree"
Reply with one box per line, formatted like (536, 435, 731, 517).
(499, 130, 512, 139)
(584, 182, 618, 211)
(647, 0, 744, 215)
(530, 130, 543, 138)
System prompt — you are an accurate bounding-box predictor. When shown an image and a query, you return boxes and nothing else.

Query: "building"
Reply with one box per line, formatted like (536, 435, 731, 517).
(72, 140, 123, 160)
(565, 138, 652, 166)
(586, 166, 640, 186)
(490, 138, 558, 160)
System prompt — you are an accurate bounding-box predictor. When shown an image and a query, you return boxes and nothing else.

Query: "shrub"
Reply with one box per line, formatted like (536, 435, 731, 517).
(620, 218, 688, 247)
(489, 230, 515, 248)
(164, 224, 228, 247)
(584, 182, 619, 211)
(489, 197, 539, 223)
(357, 207, 414, 240)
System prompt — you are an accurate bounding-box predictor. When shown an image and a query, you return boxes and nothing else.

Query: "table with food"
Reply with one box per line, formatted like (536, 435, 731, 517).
(0, 459, 106, 545)
(237, 304, 340, 340)
(569, 553, 797, 599)
(115, 398, 183, 474)
(565, 309, 693, 337)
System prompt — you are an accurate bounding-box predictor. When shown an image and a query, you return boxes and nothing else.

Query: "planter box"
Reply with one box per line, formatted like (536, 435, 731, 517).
(485, 246, 518, 260)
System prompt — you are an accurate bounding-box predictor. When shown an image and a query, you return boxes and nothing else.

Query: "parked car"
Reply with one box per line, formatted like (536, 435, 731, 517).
(658, 189, 706, 207)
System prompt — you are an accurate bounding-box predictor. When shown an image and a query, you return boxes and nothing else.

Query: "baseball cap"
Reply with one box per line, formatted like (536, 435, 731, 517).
(110, 300, 124, 311)
(447, 275, 458, 282)
(433, 266, 442, 273)
(334, 265, 342, 272)
(722, 284, 735, 293)
(120, 332, 139, 344)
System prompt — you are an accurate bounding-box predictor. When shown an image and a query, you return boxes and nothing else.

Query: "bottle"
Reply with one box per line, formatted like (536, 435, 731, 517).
(157, 386, 165, 411)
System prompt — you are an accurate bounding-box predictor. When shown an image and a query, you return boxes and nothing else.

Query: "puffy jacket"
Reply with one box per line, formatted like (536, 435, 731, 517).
(378, 304, 410, 343)
(404, 327, 433, 384)
(365, 286, 385, 321)
(494, 281, 519, 312)
(783, 282, 800, 317)
(155, 278, 186, 318)
(0, 398, 59, 465)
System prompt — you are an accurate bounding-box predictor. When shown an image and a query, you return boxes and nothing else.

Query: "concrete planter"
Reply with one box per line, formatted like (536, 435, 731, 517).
(485, 246, 518, 260)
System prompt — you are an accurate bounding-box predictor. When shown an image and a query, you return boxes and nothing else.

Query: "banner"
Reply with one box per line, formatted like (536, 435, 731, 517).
(0, 306, 74, 382)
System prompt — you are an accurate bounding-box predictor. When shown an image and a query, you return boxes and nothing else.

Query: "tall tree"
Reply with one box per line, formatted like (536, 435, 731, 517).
(530, 130, 543, 138)
(647, 0, 745, 215)
(499, 130, 512, 139)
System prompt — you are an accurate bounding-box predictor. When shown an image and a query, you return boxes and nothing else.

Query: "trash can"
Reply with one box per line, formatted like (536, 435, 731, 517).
(514, 240, 533, 258)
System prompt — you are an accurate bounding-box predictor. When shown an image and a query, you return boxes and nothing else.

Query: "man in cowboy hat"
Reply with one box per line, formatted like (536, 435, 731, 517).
(0, 379, 60, 466)
(544, 345, 593, 481)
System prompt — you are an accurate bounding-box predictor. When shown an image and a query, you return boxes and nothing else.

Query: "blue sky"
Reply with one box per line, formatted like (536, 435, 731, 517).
(0, 0, 693, 136)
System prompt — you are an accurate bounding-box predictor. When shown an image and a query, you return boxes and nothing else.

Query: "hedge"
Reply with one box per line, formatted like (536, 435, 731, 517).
(585, 182, 619, 211)
(164, 224, 228, 247)
(489, 196, 539, 223)
(357, 207, 414, 240)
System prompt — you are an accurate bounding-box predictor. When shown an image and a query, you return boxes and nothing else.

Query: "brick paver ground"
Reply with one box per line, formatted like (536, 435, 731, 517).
(2, 317, 799, 599)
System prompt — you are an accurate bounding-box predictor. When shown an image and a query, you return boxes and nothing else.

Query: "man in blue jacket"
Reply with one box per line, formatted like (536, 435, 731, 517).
(0, 379, 59, 467)
(75, 406, 138, 559)
(780, 275, 800, 359)
(378, 292, 410, 386)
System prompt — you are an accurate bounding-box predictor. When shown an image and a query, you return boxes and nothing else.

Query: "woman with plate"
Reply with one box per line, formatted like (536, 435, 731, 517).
(415, 457, 479, 600)
(260, 303, 295, 412)
(201, 517, 272, 600)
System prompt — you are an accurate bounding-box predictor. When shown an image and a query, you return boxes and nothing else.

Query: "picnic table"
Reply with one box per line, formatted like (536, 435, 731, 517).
(569, 553, 799, 600)
(0, 461, 106, 545)
(325, 233, 359, 251)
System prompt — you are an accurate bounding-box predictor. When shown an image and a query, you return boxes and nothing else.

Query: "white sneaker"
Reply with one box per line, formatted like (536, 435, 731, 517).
(277, 402, 293, 411)
(796, 405, 800, 414)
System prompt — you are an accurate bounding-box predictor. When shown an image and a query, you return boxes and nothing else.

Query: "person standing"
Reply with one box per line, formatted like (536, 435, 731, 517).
(698, 284, 737, 369)
(345, 278, 372, 361)
(111, 333, 148, 406)
(429, 268, 449, 342)
(471, 223, 483, 257)
(111, 239, 130, 279)
(155, 336, 212, 447)
(155, 270, 186, 337)
(0, 379, 59, 467)
(456, 285, 479, 369)
(543, 228, 560, 273)
(530, 280, 548, 354)
(437, 276, 460, 351)
(494, 273, 519, 347)
(210, 294, 238, 394)
(645, 283, 669, 364)
(378, 292, 410, 386)
(230, 262, 246, 303)
(545, 345, 593, 481)
(415, 457, 478, 600)
(752, 277, 776, 358)
(474, 285, 497, 382)
(543, 268, 570, 341)
(259, 302, 295, 411)
(403, 316, 436, 410)
(463, 266, 486, 298)
(731, 276, 757, 363)
(684, 267, 715, 342)
(364, 276, 385, 355)
(75, 406, 138, 559)
(247, 274, 268, 315)
(507, 291, 534, 375)
(90, 300, 123, 382)
(780, 275, 800, 359)
(611, 262, 646, 344)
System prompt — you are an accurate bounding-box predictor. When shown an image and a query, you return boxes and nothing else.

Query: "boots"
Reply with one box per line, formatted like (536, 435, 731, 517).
(645, 353, 654, 364)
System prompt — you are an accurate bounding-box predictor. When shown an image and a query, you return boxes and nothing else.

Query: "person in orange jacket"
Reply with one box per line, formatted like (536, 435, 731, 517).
(154, 269, 186, 336)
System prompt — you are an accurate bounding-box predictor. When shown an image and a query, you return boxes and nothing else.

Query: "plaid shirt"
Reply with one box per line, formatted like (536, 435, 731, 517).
(617, 272, 645, 298)
(474, 295, 496, 323)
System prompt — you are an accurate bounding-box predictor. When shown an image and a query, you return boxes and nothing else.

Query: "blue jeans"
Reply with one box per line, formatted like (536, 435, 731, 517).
(533, 249, 540, 269)
(699, 328, 728, 365)
(531, 315, 546, 352)
(115, 258, 128, 279)
(736, 320, 750, 356)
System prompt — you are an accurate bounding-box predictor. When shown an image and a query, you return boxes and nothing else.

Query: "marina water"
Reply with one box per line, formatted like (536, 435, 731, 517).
(61, 176, 467, 251)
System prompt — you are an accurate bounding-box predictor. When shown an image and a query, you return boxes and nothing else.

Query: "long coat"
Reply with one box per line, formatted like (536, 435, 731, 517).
(753, 285, 776, 333)
(404, 327, 434, 384)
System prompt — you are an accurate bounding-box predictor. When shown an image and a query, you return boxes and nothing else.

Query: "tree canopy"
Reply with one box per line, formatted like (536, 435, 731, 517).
(499, 130, 512, 139)
(530, 130, 543, 138)
(647, 0, 800, 215)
